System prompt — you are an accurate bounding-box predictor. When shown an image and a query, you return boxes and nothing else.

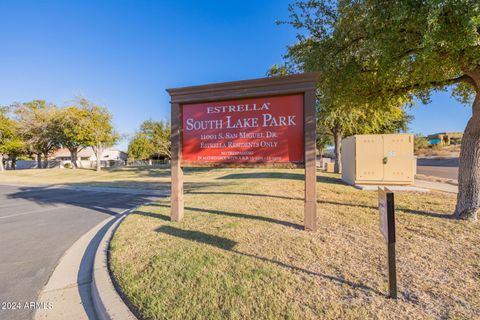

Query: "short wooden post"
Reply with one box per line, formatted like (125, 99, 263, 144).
(385, 190, 397, 299)
(387, 242, 397, 298)
(304, 89, 317, 231)
(171, 102, 184, 221)
(379, 188, 397, 298)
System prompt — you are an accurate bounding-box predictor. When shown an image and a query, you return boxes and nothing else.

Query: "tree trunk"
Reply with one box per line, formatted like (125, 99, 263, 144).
(454, 93, 480, 220)
(94, 145, 103, 172)
(0, 154, 4, 172)
(69, 148, 78, 169)
(43, 152, 49, 169)
(37, 153, 42, 169)
(11, 157, 16, 170)
(333, 127, 342, 174)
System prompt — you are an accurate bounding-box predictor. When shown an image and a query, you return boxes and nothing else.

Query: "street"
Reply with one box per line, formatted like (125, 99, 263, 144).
(417, 157, 459, 181)
(0, 185, 156, 320)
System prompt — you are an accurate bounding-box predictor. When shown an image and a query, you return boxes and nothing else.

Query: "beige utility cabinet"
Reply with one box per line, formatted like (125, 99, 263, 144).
(342, 134, 414, 186)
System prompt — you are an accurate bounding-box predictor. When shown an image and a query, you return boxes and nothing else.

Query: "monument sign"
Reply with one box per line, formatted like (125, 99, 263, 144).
(167, 73, 319, 230)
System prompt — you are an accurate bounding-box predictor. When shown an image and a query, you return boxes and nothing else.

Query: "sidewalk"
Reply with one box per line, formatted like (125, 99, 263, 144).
(415, 179, 458, 193)
(34, 216, 116, 320)
(35, 207, 139, 320)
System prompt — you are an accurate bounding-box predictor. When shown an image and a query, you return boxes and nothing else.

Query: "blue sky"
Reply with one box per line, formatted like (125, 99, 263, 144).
(0, 1, 472, 150)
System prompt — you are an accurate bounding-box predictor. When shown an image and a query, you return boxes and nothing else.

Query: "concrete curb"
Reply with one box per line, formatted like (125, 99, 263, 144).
(34, 215, 116, 320)
(91, 207, 139, 320)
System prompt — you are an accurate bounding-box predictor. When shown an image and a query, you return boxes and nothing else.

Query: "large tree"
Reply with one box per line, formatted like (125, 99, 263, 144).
(284, 0, 480, 220)
(78, 98, 119, 172)
(128, 120, 171, 161)
(0, 107, 16, 172)
(57, 106, 92, 168)
(2, 138, 26, 170)
(128, 132, 154, 161)
(15, 100, 61, 168)
(0, 107, 26, 171)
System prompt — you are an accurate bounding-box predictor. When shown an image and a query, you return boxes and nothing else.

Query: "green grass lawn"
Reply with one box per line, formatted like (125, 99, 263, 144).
(110, 168, 480, 320)
(0, 166, 171, 190)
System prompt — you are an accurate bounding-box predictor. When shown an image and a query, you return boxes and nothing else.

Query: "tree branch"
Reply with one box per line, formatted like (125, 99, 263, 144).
(368, 74, 476, 98)
(401, 75, 475, 92)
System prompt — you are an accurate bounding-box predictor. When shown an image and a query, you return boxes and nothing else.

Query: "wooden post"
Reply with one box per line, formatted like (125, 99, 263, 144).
(379, 188, 397, 298)
(304, 89, 317, 231)
(387, 242, 397, 298)
(386, 190, 397, 299)
(171, 102, 184, 221)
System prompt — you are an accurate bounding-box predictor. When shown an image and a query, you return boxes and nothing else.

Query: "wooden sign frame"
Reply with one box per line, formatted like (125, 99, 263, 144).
(167, 73, 319, 231)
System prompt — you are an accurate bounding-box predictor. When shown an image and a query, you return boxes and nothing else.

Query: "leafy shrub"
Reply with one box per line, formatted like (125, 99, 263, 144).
(414, 135, 429, 152)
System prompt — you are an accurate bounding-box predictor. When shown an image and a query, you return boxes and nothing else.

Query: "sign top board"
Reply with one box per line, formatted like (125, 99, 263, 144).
(378, 187, 396, 243)
(182, 94, 304, 165)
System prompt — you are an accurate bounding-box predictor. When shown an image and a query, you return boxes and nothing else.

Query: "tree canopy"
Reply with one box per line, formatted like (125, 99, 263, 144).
(78, 98, 119, 171)
(0, 107, 17, 171)
(282, 0, 480, 219)
(14, 100, 61, 168)
(128, 120, 171, 161)
(56, 105, 94, 168)
(284, 0, 480, 108)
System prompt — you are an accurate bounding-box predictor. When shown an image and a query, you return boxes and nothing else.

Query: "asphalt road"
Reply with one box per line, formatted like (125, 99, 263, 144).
(0, 185, 157, 320)
(417, 157, 459, 181)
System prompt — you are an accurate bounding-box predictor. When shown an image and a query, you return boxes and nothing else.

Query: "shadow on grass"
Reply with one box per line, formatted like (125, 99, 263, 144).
(157, 225, 237, 250)
(318, 200, 453, 220)
(66, 180, 171, 191)
(184, 167, 220, 174)
(156, 225, 384, 296)
(55, 181, 225, 195)
(217, 172, 347, 185)
(134, 210, 171, 221)
(151, 203, 303, 230)
(104, 166, 171, 177)
(188, 191, 303, 201)
(186, 191, 451, 220)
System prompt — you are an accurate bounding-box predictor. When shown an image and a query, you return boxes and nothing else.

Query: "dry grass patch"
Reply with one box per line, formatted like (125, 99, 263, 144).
(416, 144, 460, 157)
(110, 168, 480, 320)
(0, 166, 170, 190)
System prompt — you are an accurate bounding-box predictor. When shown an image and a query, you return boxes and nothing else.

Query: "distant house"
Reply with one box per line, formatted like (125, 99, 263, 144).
(427, 132, 463, 146)
(52, 147, 127, 162)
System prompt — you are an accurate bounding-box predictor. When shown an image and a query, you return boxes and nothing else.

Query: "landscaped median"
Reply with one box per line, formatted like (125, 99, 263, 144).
(109, 168, 480, 319)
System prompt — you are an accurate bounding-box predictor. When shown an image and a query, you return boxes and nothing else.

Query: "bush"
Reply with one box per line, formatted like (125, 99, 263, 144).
(63, 162, 72, 169)
(414, 135, 429, 152)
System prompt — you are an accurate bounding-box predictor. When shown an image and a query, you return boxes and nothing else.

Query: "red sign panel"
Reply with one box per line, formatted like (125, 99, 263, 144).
(182, 94, 304, 164)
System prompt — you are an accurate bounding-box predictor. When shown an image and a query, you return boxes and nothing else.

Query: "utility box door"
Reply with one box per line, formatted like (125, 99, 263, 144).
(383, 135, 413, 182)
(356, 135, 384, 181)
